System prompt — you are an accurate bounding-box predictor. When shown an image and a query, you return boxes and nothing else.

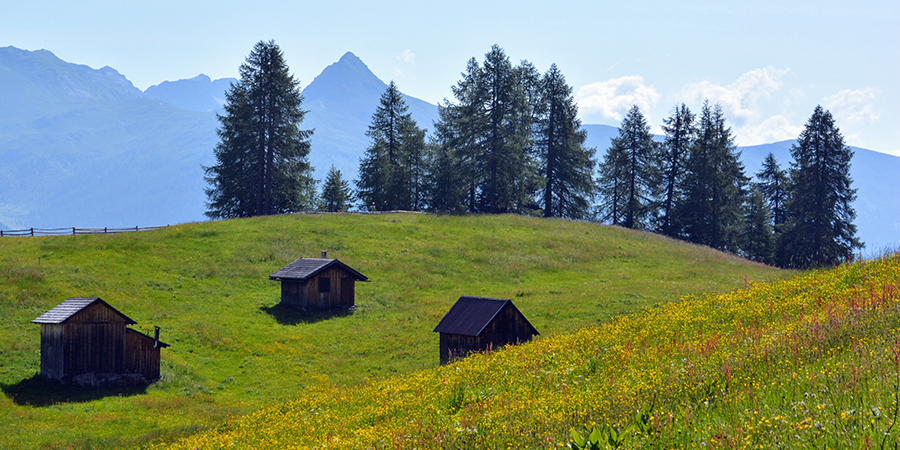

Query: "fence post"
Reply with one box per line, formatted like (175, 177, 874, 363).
(73, 227, 76, 235)
(104, 227, 107, 234)
(31, 228, 34, 237)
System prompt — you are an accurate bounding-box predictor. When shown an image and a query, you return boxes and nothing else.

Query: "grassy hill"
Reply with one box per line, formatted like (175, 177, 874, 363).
(164, 249, 900, 449)
(0, 213, 787, 449)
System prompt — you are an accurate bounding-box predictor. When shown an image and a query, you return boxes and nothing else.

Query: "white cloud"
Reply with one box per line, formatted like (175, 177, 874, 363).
(739, 115, 804, 146)
(679, 67, 789, 126)
(575, 75, 660, 122)
(397, 49, 416, 64)
(822, 88, 880, 123)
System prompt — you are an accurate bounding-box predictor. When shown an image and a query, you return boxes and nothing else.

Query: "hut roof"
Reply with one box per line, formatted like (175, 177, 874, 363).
(269, 258, 369, 282)
(432, 296, 539, 337)
(126, 328, 171, 348)
(32, 297, 137, 325)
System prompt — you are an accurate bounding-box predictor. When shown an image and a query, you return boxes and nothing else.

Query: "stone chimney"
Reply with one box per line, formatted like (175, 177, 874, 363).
(321, 250, 327, 259)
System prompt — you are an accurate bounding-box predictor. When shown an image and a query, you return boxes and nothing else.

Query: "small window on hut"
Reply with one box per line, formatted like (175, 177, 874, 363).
(318, 277, 331, 293)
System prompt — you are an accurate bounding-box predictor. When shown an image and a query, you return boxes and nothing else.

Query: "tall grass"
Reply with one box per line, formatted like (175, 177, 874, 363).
(0, 213, 786, 449)
(161, 252, 900, 449)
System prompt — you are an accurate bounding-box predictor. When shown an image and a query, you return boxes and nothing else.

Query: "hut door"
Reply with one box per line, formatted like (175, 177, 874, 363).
(340, 277, 354, 307)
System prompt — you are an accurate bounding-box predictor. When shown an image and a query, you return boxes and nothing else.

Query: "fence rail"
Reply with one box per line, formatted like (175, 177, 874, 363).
(0, 226, 168, 237)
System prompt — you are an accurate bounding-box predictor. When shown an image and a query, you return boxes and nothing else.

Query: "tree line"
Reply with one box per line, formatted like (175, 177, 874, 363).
(205, 41, 861, 269)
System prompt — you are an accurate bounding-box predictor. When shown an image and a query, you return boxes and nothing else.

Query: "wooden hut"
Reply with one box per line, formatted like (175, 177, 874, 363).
(269, 252, 369, 310)
(31, 297, 169, 384)
(433, 296, 539, 365)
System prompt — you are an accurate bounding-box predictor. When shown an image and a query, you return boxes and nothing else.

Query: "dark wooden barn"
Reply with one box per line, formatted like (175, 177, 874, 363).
(269, 252, 369, 310)
(433, 296, 539, 365)
(31, 297, 169, 384)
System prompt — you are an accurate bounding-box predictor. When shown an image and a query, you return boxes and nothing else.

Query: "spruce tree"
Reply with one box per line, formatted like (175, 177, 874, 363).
(676, 101, 747, 252)
(535, 64, 595, 219)
(778, 106, 862, 268)
(204, 41, 315, 219)
(356, 81, 427, 211)
(204, 40, 314, 219)
(604, 105, 658, 229)
(320, 165, 353, 212)
(658, 103, 695, 236)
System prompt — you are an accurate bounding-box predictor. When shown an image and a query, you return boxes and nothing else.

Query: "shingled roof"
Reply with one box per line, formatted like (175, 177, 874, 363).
(269, 257, 369, 282)
(32, 297, 137, 325)
(433, 296, 538, 337)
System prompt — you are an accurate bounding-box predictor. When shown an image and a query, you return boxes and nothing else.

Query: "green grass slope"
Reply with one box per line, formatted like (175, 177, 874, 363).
(0, 213, 786, 449)
(164, 250, 900, 450)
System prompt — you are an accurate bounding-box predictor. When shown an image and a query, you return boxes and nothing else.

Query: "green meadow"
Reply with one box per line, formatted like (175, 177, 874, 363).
(0, 213, 787, 449)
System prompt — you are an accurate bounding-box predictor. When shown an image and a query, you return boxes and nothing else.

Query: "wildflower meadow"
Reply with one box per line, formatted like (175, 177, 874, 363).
(162, 251, 900, 449)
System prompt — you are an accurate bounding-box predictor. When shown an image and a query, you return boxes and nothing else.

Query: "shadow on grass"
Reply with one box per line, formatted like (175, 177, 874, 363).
(260, 303, 353, 325)
(1, 374, 147, 407)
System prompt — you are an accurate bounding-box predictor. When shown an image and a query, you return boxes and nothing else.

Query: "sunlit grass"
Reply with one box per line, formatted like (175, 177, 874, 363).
(161, 251, 900, 449)
(0, 213, 786, 449)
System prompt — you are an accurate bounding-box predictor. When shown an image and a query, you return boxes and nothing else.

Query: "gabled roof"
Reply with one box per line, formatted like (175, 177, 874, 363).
(32, 297, 137, 325)
(269, 257, 369, 282)
(433, 296, 539, 337)
(126, 328, 171, 348)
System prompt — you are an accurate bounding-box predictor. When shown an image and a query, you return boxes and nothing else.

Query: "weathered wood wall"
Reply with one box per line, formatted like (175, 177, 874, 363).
(280, 267, 356, 310)
(125, 329, 162, 381)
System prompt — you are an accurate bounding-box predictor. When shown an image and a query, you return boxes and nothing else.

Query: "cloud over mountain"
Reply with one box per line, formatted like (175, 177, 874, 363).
(575, 75, 660, 122)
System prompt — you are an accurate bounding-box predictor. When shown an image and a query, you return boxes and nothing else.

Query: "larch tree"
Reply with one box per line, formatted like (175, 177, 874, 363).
(658, 103, 695, 237)
(204, 40, 314, 219)
(605, 105, 658, 229)
(429, 45, 535, 214)
(741, 185, 776, 264)
(676, 101, 747, 252)
(754, 152, 790, 234)
(778, 106, 862, 268)
(356, 81, 427, 211)
(535, 63, 595, 219)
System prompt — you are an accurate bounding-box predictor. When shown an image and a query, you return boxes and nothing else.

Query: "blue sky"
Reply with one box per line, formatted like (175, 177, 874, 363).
(4, 0, 898, 155)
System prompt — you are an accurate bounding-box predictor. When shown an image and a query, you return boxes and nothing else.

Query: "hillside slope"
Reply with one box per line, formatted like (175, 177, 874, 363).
(0, 213, 786, 449)
(164, 248, 900, 449)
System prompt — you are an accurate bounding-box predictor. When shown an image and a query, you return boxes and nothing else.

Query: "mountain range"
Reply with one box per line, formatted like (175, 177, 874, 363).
(0, 46, 897, 252)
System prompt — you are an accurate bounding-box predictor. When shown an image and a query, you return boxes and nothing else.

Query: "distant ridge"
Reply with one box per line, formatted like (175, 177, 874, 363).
(143, 74, 235, 112)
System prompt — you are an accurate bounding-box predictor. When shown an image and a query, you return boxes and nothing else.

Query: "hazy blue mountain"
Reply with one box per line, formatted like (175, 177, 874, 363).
(0, 46, 142, 120)
(300, 52, 439, 181)
(143, 74, 235, 112)
(0, 47, 217, 229)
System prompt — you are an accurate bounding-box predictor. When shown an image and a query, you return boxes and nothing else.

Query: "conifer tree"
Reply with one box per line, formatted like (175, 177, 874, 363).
(658, 103, 695, 236)
(204, 40, 314, 218)
(604, 105, 658, 229)
(596, 144, 629, 225)
(754, 152, 789, 234)
(741, 186, 775, 264)
(778, 106, 862, 268)
(676, 101, 747, 252)
(320, 165, 353, 212)
(429, 46, 535, 214)
(535, 64, 595, 219)
(356, 81, 427, 211)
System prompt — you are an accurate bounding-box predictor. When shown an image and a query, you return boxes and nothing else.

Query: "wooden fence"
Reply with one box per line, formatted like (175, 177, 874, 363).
(0, 226, 167, 237)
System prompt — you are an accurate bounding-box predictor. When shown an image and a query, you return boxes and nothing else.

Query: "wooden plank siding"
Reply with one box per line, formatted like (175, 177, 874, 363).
(125, 329, 164, 381)
(33, 297, 168, 384)
(280, 266, 358, 310)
